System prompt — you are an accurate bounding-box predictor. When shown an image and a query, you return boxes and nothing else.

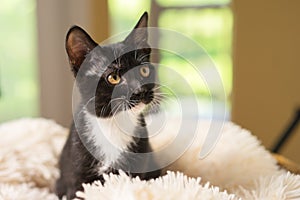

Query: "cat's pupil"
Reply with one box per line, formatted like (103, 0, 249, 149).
(112, 75, 118, 80)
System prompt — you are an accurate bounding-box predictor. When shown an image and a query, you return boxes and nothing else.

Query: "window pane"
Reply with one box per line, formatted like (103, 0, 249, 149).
(108, 0, 151, 34)
(0, 0, 38, 122)
(158, 8, 233, 99)
(156, 0, 230, 7)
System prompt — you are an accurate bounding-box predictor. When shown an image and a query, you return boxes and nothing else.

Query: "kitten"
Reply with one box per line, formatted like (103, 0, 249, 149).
(55, 12, 161, 200)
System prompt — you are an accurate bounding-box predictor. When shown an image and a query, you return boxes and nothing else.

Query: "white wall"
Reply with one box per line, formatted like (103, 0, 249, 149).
(36, 0, 108, 126)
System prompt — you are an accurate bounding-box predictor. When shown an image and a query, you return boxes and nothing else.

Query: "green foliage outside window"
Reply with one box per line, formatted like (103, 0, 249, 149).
(0, 0, 38, 122)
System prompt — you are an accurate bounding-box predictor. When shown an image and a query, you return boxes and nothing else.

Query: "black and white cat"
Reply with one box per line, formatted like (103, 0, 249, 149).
(55, 12, 161, 199)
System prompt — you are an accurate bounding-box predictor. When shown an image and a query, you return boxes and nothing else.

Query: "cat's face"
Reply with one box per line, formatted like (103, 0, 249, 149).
(65, 12, 157, 118)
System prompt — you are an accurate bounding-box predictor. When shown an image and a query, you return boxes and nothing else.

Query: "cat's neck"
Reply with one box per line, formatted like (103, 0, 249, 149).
(83, 103, 146, 168)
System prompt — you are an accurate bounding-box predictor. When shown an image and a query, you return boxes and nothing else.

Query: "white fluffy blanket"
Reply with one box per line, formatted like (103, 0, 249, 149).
(0, 118, 299, 200)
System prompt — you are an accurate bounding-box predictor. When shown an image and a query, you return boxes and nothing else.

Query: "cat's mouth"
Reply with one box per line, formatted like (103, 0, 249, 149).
(93, 90, 156, 118)
(129, 90, 154, 105)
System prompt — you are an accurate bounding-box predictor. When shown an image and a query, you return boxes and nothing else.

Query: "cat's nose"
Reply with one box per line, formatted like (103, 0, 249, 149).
(132, 86, 146, 95)
(130, 87, 153, 104)
(129, 87, 145, 101)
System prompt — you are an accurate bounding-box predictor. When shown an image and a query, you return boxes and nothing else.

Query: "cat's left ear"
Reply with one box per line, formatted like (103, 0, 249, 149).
(125, 12, 149, 45)
(65, 26, 98, 76)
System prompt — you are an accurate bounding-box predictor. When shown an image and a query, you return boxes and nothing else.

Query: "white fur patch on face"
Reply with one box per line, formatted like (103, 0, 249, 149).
(84, 103, 146, 172)
(85, 62, 101, 77)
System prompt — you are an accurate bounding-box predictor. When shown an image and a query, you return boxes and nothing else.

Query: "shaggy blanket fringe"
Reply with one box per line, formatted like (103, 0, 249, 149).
(0, 118, 299, 200)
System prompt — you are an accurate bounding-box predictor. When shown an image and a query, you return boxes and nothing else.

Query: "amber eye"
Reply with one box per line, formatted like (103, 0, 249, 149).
(107, 73, 121, 85)
(140, 65, 150, 77)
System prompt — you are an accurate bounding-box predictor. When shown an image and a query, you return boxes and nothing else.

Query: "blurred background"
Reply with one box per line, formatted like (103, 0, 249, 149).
(0, 0, 299, 163)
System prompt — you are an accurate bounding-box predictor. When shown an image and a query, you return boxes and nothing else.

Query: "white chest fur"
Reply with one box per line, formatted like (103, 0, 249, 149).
(84, 103, 146, 170)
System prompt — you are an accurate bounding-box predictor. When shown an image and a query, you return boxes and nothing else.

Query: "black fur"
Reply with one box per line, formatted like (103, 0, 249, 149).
(55, 12, 161, 200)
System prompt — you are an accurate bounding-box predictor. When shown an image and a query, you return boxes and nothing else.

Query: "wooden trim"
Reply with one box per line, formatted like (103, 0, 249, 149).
(273, 154, 300, 174)
(88, 0, 109, 43)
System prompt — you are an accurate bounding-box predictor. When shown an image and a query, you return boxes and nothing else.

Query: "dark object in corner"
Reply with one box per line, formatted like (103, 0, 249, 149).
(272, 107, 300, 153)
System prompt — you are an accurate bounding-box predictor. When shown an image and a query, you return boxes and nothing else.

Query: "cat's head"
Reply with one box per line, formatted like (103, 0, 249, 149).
(65, 12, 158, 118)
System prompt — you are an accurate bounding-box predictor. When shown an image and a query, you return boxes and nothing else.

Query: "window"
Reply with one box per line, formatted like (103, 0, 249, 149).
(0, 0, 38, 122)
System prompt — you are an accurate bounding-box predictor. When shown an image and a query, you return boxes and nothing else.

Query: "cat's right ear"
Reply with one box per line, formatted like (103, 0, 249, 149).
(65, 26, 98, 76)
